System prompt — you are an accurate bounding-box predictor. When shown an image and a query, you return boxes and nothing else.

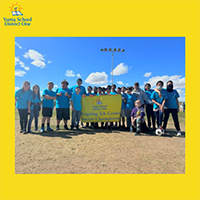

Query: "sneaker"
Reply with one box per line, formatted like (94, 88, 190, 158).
(20, 129, 23, 133)
(27, 130, 33, 133)
(177, 131, 182, 137)
(35, 128, 39, 132)
(46, 127, 54, 131)
(76, 126, 80, 130)
(135, 131, 141, 136)
(40, 127, 46, 133)
(64, 125, 69, 130)
(22, 130, 27, 134)
(56, 126, 60, 130)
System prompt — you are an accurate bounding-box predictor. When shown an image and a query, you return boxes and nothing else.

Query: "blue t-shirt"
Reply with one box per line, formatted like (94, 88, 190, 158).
(70, 85, 86, 96)
(71, 93, 82, 111)
(55, 88, 72, 108)
(15, 89, 32, 109)
(165, 90, 180, 109)
(28, 93, 41, 110)
(42, 89, 56, 108)
(86, 93, 94, 96)
(151, 90, 168, 110)
(110, 91, 117, 95)
(126, 94, 137, 110)
(121, 93, 127, 109)
(145, 89, 154, 105)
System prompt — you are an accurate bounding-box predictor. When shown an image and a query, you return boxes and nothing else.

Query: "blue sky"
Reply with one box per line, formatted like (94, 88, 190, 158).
(15, 37, 185, 101)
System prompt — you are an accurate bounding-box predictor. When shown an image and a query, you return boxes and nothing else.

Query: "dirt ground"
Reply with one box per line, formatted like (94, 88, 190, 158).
(15, 111, 185, 174)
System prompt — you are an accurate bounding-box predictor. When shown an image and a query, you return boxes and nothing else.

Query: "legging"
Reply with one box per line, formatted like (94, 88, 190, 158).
(18, 109, 28, 131)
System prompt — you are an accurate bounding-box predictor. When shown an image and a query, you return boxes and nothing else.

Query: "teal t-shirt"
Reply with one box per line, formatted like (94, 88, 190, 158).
(55, 88, 72, 108)
(126, 94, 137, 110)
(151, 90, 168, 110)
(70, 85, 86, 96)
(121, 93, 127, 109)
(165, 90, 179, 109)
(71, 93, 82, 111)
(15, 89, 32, 109)
(110, 91, 117, 95)
(28, 93, 41, 110)
(42, 89, 56, 108)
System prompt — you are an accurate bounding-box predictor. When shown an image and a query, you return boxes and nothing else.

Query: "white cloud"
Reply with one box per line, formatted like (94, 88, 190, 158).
(15, 42, 22, 49)
(15, 57, 30, 70)
(144, 72, 152, 77)
(111, 63, 129, 76)
(76, 73, 81, 78)
(126, 83, 129, 86)
(15, 87, 20, 91)
(85, 72, 108, 85)
(145, 75, 185, 89)
(47, 60, 52, 64)
(31, 60, 45, 68)
(15, 69, 26, 77)
(24, 49, 46, 68)
(117, 81, 124, 85)
(54, 85, 58, 88)
(65, 70, 75, 77)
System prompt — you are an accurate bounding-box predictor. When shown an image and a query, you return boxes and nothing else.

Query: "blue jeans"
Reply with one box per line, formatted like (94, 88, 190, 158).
(28, 109, 39, 131)
(71, 111, 82, 127)
(154, 110, 163, 128)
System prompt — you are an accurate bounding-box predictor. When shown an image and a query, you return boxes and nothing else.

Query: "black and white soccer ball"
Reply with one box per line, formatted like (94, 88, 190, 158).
(155, 128, 164, 136)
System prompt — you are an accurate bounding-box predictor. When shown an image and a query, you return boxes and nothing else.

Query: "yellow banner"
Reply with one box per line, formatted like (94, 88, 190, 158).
(81, 95, 122, 122)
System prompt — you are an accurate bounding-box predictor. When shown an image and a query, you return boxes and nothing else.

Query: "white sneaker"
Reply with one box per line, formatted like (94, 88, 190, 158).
(177, 131, 182, 137)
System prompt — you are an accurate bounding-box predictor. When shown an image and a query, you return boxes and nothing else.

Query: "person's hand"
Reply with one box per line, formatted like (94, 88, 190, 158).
(177, 108, 180, 113)
(28, 109, 31, 113)
(72, 107, 75, 112)
(161, 106, 164, 113)
(65, 92, 68, 96)
(82, 94, 86, 97)
(53, 96, 57, 100)
(159, 104, 162, 110)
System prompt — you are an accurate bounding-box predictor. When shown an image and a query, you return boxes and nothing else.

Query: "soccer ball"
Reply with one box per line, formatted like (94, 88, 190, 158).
(155, 128, 164, 136)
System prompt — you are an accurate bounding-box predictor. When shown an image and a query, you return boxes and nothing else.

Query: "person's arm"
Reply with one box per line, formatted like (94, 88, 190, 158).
(28, 101, 31, 113)
(44, 95, 56, 100)
(142, 90, 152, 104)
(154, 88, 162, 97)
(65, 92, 71, 98)
(71, 100, 75, 111)
(160, 99, 166, 113)
(176, 98, 180, 113)
(152, 99, 162, 109)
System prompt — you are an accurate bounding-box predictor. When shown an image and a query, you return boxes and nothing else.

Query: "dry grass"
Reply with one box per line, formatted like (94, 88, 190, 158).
(15, 110, 185, 174)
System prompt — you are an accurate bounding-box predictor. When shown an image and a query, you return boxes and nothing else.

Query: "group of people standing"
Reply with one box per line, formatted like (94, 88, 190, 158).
(15, 78, 182, 136)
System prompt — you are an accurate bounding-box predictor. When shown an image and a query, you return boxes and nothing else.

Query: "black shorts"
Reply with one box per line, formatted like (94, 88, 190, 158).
(42, 107, 53, 117)
(56, 108, 70, 120)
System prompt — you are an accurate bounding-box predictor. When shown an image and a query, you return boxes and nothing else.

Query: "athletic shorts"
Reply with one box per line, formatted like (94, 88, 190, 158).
(56, 108, 70, 120)
(42, 107, 53, 117)
(121, 109, 126, 117)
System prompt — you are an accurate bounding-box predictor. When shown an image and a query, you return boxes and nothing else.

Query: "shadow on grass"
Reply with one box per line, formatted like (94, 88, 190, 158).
(25, 128, 185, 139)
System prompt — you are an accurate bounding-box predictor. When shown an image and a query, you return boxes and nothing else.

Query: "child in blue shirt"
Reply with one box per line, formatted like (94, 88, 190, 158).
(40, 82, 56, 132)
(15, 81, 32, 134)
(27, 85, 41, 133)
(125, 87, 137, 130)
(144, 83, 155, 131)
(55, 80, 72, 130)
(162, 80, 182, 136)
(71, 87, 82, 130)
(151, 81, 168, 130)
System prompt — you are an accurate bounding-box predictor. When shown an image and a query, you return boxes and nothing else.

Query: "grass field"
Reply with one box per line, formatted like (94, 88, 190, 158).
(15, 109, 185, 174)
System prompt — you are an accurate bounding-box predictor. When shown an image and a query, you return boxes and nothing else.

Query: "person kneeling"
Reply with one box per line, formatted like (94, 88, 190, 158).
(131, 100, 145, 135)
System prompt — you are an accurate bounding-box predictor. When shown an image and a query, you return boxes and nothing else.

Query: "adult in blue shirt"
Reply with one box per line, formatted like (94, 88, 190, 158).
(162, 80, 182, 136)
(151, 81, 168, 130)
(125, 87, 137, 130)
(15, 81, 32, 134)
(55, 80, 72, 130)
(144, 83, 156, 131)
(70, 78, 86, 96)
(40, 82, 56, 132)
